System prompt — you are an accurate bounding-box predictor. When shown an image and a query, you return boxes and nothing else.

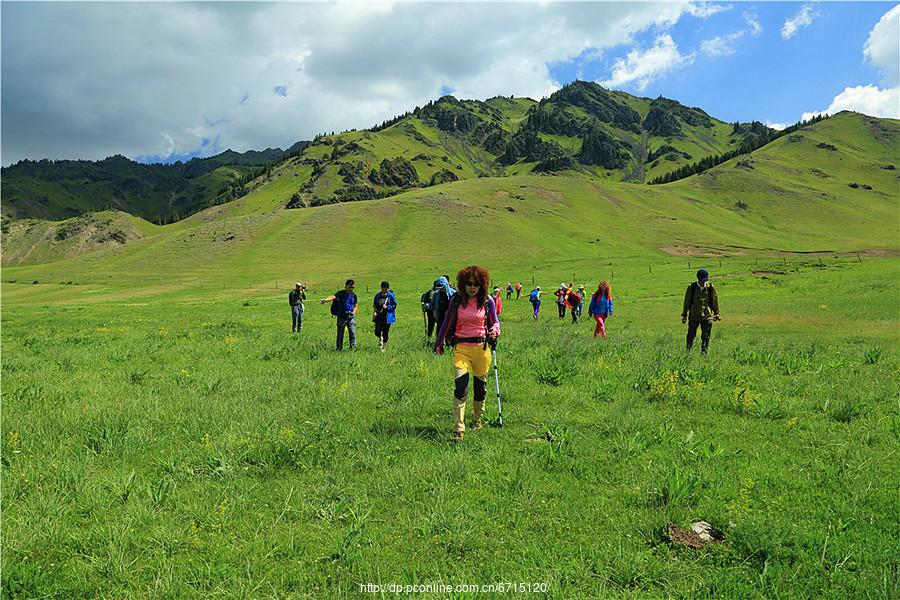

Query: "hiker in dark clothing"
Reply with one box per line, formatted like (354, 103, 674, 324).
(506, 282, 513, 300)
(320, 279, 358, 351)
(421, 285, 437, 340)
(682, 269, 721, 354)
(432, 276, 455, 350)
(289, 282, 306, 333)
(565, 287, 582, 324)
(372, 281, 397, 352)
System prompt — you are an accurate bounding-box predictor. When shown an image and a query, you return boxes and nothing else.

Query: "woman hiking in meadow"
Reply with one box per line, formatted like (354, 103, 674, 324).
(372, 281, 397, 352)
(435, 266, 500, 442)
(492, 286, 504, 319)
(588, 281, 613, 339)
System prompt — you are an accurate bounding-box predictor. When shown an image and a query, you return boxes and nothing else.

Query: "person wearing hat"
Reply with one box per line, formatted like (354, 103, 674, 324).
(682, 269, 721, 354)
(554, 283, 568, 319)
(288, 282, 306, 333)
(575, 285, 586, 320)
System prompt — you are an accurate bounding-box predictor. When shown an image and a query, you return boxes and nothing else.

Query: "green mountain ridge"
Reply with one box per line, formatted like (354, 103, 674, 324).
(3, 82, 766, 224)
(1, 143, 307, 223)
(3, 112, 896, 289)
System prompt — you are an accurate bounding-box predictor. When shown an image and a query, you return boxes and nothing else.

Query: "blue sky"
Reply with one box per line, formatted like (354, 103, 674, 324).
(2, 2, 897, 165)
(550, 2, 896, 127)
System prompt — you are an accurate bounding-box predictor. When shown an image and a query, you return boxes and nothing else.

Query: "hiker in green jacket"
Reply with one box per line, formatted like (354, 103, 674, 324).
(682, 269, 721, 354)
(289, 282, 306, 333)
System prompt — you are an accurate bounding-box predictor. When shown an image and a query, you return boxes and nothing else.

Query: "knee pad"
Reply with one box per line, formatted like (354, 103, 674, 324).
(454, 373, 470, 399)
(473, 377, 487, 402)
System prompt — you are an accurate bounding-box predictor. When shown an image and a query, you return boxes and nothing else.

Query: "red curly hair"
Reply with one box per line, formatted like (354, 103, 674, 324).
(456, 265, 490, 308)
(595, 280, 611, 298)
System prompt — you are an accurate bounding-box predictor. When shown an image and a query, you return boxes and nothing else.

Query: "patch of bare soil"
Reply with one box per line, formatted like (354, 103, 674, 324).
(536, 188, 564, 205)
(660, 245, 746, 258)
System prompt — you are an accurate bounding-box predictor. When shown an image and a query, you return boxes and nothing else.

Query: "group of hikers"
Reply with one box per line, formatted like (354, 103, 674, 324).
(289, 267, 721, 441)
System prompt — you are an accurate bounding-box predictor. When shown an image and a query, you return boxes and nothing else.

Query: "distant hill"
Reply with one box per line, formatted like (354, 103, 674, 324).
(2, 82, 771, 222)
(280, 81, 769, 208)
(0, 143, 306, 223)
(3, 112, 896, 277)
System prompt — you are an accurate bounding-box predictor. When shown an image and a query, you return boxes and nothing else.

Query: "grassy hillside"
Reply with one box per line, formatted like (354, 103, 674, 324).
(0, 146, 302, 223)
(2, 112, 896, 294)
(2, 83, 766, 227)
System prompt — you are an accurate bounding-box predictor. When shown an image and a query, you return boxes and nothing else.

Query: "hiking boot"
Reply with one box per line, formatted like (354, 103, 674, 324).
(452, 431, 464, 442)
(471, 400, 485, 429)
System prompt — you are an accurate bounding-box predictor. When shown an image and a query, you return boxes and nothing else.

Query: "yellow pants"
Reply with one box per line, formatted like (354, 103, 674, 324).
(452, 344, 491, 378)
(451, 344, 491, 434)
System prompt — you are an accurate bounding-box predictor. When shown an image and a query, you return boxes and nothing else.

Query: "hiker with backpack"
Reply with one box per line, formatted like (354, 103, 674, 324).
(435, 265, 500, 442)
(320, 279, 358, 351)
(492, 286, 504, 319)
(372, 281, 398, 352)
(289, 282, 306, 333)
(432, 275, 455, 350)
(554, 284, 568, 319)
(529, 286, 542, 319)
(515, 281, 522, 300)
(682, 269, 721, 354)
(506, 282, 513, 300)
(421, 284, 437, 341)
(575, 285, 586, 320)
(566, 286, 583, 323)
(588, 281, 613, 339)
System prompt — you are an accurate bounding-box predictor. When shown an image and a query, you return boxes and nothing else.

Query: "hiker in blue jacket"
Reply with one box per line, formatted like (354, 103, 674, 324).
(432, 275, 456, 350)
(373, 281, 398, 352)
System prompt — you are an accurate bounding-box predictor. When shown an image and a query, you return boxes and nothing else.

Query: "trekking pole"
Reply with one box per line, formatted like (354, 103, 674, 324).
(490, 339, 503, 428)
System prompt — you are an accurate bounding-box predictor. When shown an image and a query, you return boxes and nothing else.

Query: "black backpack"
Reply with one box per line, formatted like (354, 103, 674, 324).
(330, 290, 344, 317)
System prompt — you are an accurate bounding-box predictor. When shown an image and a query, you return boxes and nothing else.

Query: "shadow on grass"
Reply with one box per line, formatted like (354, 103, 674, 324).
(369, 422, 443, 440)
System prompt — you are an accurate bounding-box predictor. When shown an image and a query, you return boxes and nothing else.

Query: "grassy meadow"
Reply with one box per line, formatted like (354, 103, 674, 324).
(2, 111, 899, 597)
(3, 254, 899, 598)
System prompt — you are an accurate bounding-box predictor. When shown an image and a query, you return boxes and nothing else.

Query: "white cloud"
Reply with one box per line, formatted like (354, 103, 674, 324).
(802, 6, 900, 121)
(764, 121, 788, 131)
(600, 35, 695, 91)
(863, 4, 900, 85)
(744, 11, 763, 37)
(782, 3, 817, 40)
(700, 34, 741, 57)
(686, 3, 732, 19)
(1, 2, 707, 164)
(802, 85, 899, 121)
(699, 11, 761, 57)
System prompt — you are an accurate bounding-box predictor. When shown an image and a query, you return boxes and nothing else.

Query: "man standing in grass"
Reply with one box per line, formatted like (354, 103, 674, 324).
(320, 279, 358, 351)
(682, 269, 721, 354)
(289, 282, 306, 333)
(515, 281, 522, 300)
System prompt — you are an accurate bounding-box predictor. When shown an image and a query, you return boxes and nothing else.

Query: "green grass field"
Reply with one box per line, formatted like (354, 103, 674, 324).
(2, 111, 899, 597)
(3, 257, 898, 597)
